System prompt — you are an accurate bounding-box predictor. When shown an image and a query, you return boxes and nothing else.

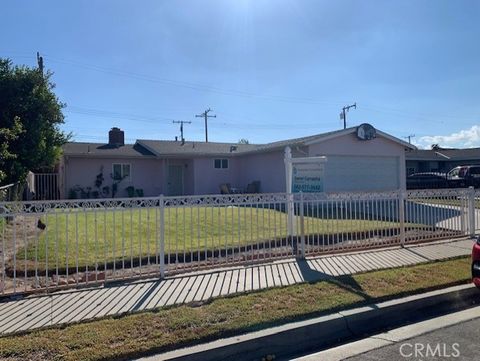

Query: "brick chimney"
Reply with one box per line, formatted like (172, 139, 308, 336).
(108, 127, 124, 147)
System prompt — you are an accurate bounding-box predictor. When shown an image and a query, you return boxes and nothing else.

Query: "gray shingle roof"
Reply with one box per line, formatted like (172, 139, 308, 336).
(406, 148, 480, 161)
(250, 128, 353, 152)
(137, 128, 358, 156)
(63, 142, 156, 158)
(137, 139, 260, 156)
(63, 125, 413, 158)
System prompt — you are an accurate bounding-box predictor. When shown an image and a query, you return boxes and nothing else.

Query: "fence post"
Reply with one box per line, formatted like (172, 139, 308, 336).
(399, 190, 406, 247)
(159, 194, 165, 278)
(468, 186, 476, 237)
(284, 146, 295, 237)
(299, 192, 306, 258)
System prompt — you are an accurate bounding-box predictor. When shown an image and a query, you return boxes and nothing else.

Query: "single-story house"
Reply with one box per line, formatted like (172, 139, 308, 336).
(406, 147, 480, 175)
(58, 125, 415, 198)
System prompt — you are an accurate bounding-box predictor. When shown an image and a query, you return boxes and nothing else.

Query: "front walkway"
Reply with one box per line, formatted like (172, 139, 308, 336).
(0, 238, 473, 335)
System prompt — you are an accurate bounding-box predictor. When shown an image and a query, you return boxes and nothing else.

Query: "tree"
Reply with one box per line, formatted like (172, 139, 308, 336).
(0, 117, 23, 184)
(238, 138, 250, 144)
(0, 58, 69, 184)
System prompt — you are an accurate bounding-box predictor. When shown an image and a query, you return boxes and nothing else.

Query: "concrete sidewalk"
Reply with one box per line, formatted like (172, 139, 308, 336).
(0, 238, 473, 335)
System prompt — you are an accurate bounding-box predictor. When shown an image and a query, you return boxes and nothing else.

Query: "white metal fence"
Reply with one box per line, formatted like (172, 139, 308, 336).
(0, 188, 476, 296)
(475, 190, 480, 234)
(0, 183, 25, 202)
(32, 173, 60, 200)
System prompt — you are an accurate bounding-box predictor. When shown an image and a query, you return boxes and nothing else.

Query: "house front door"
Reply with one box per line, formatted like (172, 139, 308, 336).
(167, 165, 184, 196)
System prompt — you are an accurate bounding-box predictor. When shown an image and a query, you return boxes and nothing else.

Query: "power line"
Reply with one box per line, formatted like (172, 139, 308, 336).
(5, 54, 479, 129)
(362, 104, 471, 120)
(361, 104, 479, 125)
(65, 105, 340, 131)
(196, 108, 216, 142)
(43, 55, 350, 106)
(65, 105, 176, 124)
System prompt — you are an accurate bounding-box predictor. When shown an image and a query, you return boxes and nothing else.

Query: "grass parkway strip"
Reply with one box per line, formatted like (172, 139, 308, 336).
(0, 256, 472, 361)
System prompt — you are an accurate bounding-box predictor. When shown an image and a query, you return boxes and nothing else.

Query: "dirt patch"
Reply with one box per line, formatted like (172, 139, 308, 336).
(0, 216, 40, 263)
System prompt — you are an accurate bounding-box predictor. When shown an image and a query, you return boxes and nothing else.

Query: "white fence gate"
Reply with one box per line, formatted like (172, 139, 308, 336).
(31, 173, 60, 200)
(0, 188, 476, 296)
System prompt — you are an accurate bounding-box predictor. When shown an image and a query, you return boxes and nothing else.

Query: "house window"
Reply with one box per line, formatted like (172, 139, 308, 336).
(214, 159, 229, 169)
(112, 163, 131, 180)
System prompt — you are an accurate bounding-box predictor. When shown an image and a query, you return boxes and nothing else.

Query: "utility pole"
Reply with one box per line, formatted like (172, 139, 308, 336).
(36, 52, 44, 76)
(404, 134, 415, 144)
(196, 108, 216, 142)
(172, 120, 191, 142)
(340, 103, 356, 129)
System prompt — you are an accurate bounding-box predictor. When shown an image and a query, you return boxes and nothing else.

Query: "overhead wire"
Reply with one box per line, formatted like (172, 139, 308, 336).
(44, 55, 350, 106)
(5, 53, 479, 142)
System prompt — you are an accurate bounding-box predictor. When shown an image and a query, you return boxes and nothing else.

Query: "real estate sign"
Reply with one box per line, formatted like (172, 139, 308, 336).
(292, 162, 325, 193)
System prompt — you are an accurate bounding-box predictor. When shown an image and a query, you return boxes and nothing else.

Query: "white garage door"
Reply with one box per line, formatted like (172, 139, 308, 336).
(324, 155, 399, 192)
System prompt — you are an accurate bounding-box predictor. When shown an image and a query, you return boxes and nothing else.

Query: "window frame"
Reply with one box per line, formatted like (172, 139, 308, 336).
(112, 163, 132, 181)
(469, 167, 480, 175)
(214, 158, 229, 169)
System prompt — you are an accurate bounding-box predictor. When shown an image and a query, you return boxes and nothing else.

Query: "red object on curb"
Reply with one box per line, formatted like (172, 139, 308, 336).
(472, 239, 480, 289)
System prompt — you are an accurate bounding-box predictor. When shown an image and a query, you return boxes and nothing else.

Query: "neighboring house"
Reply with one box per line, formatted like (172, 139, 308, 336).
(406, 148, 480, 175)
(58, 125, 415, 198)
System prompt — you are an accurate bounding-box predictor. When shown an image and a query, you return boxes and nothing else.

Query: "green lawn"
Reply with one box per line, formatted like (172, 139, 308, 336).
(0, 257, 471, 361)
(15, 206, 400, 272)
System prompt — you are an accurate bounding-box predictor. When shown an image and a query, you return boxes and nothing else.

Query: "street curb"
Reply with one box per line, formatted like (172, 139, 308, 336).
(138, 284, 480, 361)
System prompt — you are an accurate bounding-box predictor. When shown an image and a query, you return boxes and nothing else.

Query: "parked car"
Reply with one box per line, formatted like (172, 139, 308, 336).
(447, 165, 480, 188)
(406, 172, 448, 189)
(472, 237, 480, 289)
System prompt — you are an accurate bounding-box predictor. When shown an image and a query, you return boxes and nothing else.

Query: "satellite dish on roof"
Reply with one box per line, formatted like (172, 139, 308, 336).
(356, 123, 376, 140)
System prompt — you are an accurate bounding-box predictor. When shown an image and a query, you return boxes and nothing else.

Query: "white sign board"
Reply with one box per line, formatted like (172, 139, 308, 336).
(292, 162, 325, 193)
(284, 146, 327, 238)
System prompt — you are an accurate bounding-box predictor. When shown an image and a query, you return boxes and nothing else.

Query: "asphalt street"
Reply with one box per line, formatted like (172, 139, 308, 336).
(346, 317, 480, 361)
(293, 306, 480, 361)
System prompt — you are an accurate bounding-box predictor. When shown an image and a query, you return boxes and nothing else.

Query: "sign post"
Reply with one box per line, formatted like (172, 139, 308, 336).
(284, 146, 327, 256)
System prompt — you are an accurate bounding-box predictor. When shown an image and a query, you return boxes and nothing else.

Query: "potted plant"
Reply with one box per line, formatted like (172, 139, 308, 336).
(125, 186, 135, 198)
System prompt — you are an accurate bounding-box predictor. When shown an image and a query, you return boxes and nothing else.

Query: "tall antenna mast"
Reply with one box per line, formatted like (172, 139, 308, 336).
(340, 103, 356, 129)
(196, 108, 216, 142)
(173, 120, 192, 143)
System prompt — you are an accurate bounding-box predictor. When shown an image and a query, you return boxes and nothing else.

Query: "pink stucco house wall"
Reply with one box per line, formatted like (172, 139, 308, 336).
(59, 125, 414, 198)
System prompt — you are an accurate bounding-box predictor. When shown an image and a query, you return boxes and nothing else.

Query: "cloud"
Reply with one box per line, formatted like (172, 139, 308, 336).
(414, 125, 480, 149)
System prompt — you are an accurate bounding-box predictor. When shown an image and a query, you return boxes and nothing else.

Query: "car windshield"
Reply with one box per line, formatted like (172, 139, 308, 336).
(448, 168, 460, 177)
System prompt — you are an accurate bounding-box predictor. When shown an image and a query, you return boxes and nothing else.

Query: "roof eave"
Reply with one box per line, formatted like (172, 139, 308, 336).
(303, 127, 417, 150)
(304, 128, 356, 146)
(64, 153, 157, 159)
(376, 130, 417, 150)
(134, 140, 162, 157)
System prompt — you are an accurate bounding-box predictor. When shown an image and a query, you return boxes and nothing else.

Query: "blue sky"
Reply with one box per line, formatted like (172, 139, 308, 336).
(1, 0, 480, 148)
